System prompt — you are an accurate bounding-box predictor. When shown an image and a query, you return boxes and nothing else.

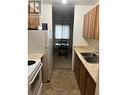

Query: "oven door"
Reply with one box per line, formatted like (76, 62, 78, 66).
(28, 63, 42, 95)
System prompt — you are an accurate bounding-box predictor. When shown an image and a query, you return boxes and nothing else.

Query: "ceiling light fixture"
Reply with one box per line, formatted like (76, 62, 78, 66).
(62, 0, 67, 4)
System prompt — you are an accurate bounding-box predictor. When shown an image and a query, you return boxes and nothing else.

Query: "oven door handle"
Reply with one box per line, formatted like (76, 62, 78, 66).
(29, 63, 42, 85)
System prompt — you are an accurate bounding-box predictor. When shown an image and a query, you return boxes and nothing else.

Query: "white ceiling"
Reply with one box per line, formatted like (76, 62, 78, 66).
(53, 5, 74, 21)
(43, 0, 99, 22)
(43, 0, 98, 5)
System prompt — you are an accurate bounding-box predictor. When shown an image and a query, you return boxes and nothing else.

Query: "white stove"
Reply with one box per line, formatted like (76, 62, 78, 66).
(28, 59, 42, 82)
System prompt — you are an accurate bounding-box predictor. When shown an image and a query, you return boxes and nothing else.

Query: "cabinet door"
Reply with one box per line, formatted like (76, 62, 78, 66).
(74, 53, 80, 86)
(84, 71, 96, 95)
(95, 5, 99, 40)
(74, 52, 96, 95)
(83, 13, 89, 38)
(79, 63, 86, 95)
(28, 15, 39, 29)
(87, 7, 97, 39)
(83, 5, 99, 40)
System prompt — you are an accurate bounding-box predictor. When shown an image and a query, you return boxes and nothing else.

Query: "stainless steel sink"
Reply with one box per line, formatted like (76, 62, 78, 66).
(80, 52, 99, 63)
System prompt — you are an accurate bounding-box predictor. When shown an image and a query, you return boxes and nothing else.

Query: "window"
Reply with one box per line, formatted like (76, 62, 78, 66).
(55, 24, 70, 39)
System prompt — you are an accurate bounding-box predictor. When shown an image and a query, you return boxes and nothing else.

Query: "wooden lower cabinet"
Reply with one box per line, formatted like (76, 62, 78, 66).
(84, 71, 96, 95)
(74, 53, 80, 86)
(74, 52, 96, 95)
(79, 63, 86, 95)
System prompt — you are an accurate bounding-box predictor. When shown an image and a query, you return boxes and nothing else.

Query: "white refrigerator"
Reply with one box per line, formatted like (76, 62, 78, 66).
(42, 30, 53, 82)
(28, 30, 53, 82)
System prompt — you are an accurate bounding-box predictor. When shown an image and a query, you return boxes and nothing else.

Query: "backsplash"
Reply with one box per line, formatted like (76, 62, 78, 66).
(85, 38, 99, 50)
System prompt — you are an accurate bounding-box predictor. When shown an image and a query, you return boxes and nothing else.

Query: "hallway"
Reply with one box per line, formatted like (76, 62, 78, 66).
(41, 44, 80, 95)
(41, 69, 81, 95)
(53, 49, 72, 69)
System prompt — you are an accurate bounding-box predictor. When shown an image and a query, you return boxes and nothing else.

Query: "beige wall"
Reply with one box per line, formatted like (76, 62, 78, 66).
(86, 38, 99, 50)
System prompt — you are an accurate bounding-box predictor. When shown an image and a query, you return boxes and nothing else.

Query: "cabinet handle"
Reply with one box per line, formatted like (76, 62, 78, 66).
(29, 63, 42, 85)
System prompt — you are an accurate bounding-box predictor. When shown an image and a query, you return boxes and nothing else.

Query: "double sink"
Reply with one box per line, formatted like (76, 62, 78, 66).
(80, 52, 99, 64)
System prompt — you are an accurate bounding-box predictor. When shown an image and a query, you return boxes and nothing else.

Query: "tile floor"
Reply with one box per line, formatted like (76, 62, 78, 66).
(41, 69, 81, 95)
(53, 49, 72, 69)
(41, 49, 81, 95)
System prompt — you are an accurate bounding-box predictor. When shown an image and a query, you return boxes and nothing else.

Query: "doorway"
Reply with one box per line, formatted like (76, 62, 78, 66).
(52, 4, 74, 69)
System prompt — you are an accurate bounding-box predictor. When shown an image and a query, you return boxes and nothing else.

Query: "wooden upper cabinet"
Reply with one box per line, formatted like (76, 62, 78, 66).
(83, 4, 99, 40)
(83, 13, 89, 38)
(28, 14, 39, 30)
(87, 7, 97, 39)
(95, 5, 99, 40)
(28, 3, 40, 30)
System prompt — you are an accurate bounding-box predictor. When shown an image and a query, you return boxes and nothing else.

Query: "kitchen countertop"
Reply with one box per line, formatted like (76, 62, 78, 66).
(28, 53, 44, 59)
(74, 46, 99, 82)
